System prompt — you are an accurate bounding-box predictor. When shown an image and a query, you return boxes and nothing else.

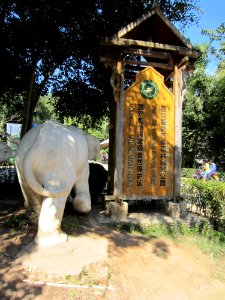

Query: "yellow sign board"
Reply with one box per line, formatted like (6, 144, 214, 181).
(122, 67, 174, 198)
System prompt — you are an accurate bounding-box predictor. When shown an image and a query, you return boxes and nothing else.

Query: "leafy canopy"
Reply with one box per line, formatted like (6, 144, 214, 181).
(182, 23, 225, 167)
(0, 0, 200, 133)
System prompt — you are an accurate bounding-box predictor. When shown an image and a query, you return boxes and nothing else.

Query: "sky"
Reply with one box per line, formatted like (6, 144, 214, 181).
(181, 0, 225, 74)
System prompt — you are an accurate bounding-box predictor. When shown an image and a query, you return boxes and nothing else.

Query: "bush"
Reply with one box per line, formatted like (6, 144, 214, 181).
(182, 167, 225, 181)
(0, 166, 18, 183)
(181, 178, 225, 231)
(181, 168, 196, 178)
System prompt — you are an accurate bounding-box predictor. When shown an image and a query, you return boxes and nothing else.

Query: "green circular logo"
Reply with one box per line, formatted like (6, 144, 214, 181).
(139, 80, 159, 99)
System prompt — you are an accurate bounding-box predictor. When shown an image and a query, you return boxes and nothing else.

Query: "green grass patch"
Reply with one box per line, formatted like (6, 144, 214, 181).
(113, 222, 225, 259)
(61, 214, 80, 235)
(3, 212, 37, 230)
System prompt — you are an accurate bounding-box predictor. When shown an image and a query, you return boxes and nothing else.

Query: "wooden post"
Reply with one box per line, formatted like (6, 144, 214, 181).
(106, 60, 124, 199)
(173, 65, 186, 200)
(107, 91, 116, 194)
(114, 61, 124, 199)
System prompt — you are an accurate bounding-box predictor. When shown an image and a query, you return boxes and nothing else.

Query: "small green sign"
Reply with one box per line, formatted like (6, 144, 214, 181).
(139, 80, 159, 99)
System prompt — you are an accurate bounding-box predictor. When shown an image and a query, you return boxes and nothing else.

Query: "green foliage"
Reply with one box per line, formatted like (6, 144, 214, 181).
(3, 212, 37, 230)
(0, 93, 23, 132)
(183, 40, 225, 166)
(33, 95, 59, 124)
(181, 178, 225, 231)
(204, 72, 225, 162)
(86, 117, 109, 141)
(202, 22, 225, 57)
(182, 44, 212, 166)
(3, 213, 29, 230)
(0, 0, 201, 134)
(181, 23, 225, 165)
(62, 115, 109, 141)
(181, 168, 196, 178)
(63, 115, 109, 138)
(61, 215, 80, 235)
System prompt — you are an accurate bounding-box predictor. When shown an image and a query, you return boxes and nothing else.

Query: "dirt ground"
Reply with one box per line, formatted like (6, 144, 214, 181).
(0, 191, 225, 300)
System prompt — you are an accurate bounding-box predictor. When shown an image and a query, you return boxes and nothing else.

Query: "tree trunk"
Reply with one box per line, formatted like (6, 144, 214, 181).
(28, 73, 50, 129)
(20, 63, 51, 138)
(20, 63, 36, 139)
(107, 90, 116, 194)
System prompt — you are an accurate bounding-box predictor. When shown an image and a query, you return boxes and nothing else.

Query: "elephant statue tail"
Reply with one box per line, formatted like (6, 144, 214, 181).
(23, 161, 73, 198)
(22, 121, 75, 198)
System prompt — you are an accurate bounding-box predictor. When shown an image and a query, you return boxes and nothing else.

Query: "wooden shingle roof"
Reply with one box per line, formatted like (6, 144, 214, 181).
(111, 6, 192, 49)
(100, 5, 201, 83)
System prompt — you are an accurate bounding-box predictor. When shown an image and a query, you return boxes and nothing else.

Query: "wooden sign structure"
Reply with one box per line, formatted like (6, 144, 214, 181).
(123, 66, 174, 200)
(100, 4, 201, 202)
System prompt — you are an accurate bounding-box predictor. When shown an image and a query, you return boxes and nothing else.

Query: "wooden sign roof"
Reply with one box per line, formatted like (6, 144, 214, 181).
(111, 6, 192, 49)
(100, 5, 201, 83)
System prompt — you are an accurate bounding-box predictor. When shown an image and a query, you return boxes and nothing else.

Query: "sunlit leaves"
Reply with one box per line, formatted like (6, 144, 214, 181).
(0, 0, 201, 132)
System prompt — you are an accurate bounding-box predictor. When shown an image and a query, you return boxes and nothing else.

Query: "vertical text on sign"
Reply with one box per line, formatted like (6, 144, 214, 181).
(123, 67, 174, 198)
(137, 104, 144, 187)
(127, 104, 135, 187)
(160, 105, 167, 186)
(150, 105, 157, 186)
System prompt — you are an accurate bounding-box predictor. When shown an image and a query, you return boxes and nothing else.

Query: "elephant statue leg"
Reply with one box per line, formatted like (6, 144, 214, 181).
(30, 190, 43, 215)
(35, 196, 68, 246)
(18, 175, 42, 214)
(16, 170, 31, 209)
(72, 162, 91, 213)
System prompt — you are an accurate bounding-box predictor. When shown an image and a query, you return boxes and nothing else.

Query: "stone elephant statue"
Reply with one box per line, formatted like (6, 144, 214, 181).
(66, 125, 100, 161)
(0, 141, 15, 162)
(15, 120, 99, 246)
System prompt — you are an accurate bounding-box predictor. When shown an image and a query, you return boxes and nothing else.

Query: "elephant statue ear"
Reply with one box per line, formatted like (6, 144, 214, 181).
(0, 141, 15, 163)
(65, 125, 100, 161)
(85, 135, 100, 161)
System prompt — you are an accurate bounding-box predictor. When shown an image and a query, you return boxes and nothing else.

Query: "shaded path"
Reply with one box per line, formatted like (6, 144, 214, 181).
(0, 194, 225, 300)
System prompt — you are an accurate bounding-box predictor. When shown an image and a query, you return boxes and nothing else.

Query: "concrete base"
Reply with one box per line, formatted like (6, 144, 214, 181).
(15, 236, 108, 276)
(165, 202, 187, 219)
(110, 201, 128, 221)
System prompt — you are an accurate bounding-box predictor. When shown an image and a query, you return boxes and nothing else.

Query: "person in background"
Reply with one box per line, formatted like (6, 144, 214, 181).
(101, 152, 108, 164)
(202, 160, 210, 178)
(204, 160, 217, 180)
